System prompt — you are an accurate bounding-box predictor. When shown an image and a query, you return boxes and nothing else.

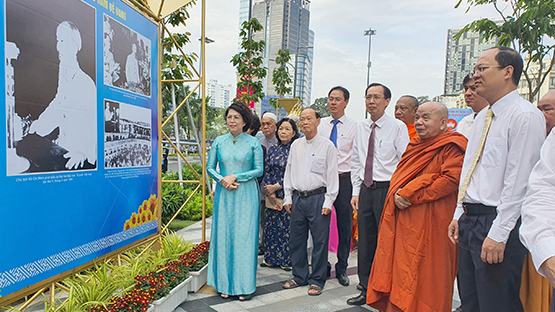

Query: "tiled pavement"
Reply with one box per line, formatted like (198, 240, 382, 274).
(175, 219, 461, 312)
(175, 253, 373, 312)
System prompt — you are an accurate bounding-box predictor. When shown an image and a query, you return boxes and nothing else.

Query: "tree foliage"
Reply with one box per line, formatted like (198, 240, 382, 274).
(231, 18, 267, 107)
(272, 49, 293, 97)
(158, 1, 225, 141)
(270, 49, 293, 110)
(455, 0, 555, 102)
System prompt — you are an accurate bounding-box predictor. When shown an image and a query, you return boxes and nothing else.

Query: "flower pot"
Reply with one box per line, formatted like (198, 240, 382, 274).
(188, 264, 208, 293)
(148, 276, 192, 312)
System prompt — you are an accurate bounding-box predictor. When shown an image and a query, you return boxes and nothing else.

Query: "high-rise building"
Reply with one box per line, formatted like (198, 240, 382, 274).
(444, 28, 497, 95)
(238, 0, 251, 50)
(252, 0, 314, 113)
(207, 79, 233, 108)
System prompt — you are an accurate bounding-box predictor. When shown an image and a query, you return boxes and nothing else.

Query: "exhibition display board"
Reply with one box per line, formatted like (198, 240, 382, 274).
(1, 0, 159, 300)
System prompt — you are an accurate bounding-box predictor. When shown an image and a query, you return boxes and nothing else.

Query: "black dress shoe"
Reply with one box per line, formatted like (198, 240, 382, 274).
(337, 273, 350, 286)
(346, 292, 366, 306)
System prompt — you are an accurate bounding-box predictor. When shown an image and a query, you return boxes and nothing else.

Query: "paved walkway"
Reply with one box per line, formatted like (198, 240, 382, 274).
(175, 219, 461, 312)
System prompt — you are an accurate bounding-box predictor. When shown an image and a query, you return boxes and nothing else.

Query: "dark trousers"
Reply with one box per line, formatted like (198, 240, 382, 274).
(357, 182, 389, 291)
(332, 173, 353, 275)
(259, 200, 266, 251)
(290, 192, 330, 288)
(457, 208, 527, 312)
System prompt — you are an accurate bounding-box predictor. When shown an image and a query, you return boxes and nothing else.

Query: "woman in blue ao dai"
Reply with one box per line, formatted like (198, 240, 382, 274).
(206, 103, 263, 300)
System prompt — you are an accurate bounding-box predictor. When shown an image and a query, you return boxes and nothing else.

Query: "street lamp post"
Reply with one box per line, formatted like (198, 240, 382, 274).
(364, 28, 376, 119)
(364, 28, 376, 87)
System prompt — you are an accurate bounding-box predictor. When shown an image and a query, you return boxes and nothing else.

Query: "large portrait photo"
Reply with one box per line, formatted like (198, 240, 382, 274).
(103, 14, 151, 97)
(5, 0, 97, 176)
(104, 100, 152, 169)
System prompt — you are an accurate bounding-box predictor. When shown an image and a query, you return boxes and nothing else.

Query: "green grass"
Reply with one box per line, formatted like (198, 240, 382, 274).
(168, 219, 197, 231)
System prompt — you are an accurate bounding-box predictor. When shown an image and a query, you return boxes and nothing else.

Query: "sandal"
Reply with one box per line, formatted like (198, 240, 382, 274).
(238, 294, 253, 301)
(260, 261, 274, 268)
(220, 293, 229, 299)
(280, 265, 292, 271)
(307, 284, 322, 296)
(282, 278, 300, 289)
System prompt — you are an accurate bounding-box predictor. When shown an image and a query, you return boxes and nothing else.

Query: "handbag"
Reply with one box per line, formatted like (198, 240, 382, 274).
(264, 195, 283, 210)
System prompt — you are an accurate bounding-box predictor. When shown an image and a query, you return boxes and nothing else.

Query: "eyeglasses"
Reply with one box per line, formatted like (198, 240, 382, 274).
(471, 65, 504, 76)
(365, 94, 384, 100)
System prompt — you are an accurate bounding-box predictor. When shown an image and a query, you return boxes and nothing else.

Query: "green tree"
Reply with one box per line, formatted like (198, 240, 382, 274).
(231, 18, 267, 107)
(310, 97, 330, 117)
(455, 0, 555, 102)
(270, 49, 293, 110)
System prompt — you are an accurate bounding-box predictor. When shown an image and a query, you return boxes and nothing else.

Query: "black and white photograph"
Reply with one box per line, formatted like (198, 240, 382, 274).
(5, 0, 97, 176)
(103, 15, 151, 97)
(104, 100, 152, 169)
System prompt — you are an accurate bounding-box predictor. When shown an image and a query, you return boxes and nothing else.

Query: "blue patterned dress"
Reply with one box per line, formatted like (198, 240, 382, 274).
(263, 142, 292, 266)
(206, 133, 263, 295)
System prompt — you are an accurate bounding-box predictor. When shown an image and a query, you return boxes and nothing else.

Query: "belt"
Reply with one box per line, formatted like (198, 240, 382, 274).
(293, 187, 327, 198)
(339, 172, 350, 178)
(462, 203, 497, 216)
(363, 181, 390, 189)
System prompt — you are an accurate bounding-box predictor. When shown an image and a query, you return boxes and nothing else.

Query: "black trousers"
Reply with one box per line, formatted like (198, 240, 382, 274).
(357, 182, 389, 291)
(290, 192, 330, 288)
(332, 173, 353, 275)
(259, 199, 266, 251)
(457, 209, 527, 312)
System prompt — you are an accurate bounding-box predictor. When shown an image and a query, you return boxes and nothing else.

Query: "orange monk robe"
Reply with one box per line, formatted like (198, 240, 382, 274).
(520, 254, 553, 312)
(406, 123, 418, 141)
(366, 131, 467, 312)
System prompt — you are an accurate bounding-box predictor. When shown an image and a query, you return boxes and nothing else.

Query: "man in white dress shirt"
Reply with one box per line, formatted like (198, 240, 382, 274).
(318, 86, 357, 287)
(537, 90, 555, 135)
(282, 108, 339, 296)
(347, 83, 410, 305)
(456, 74, 489, 139)
(448, 46, 545, 311)
(520, 90, 555, 311)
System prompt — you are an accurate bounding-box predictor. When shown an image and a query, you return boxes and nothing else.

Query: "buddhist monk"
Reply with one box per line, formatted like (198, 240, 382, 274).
(366, 102, 467, 312)
(394, 95, 419, 141)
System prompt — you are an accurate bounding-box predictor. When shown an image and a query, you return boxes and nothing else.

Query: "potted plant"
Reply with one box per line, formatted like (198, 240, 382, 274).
(182, 241, 210, 293)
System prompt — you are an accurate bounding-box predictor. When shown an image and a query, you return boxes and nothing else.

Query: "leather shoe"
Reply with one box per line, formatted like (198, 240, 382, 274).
(346, 292, 366, 306)
(336, 273, 350, 286)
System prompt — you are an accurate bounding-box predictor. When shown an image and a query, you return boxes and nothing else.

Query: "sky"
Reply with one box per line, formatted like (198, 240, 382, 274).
(182, 0, 505, 120)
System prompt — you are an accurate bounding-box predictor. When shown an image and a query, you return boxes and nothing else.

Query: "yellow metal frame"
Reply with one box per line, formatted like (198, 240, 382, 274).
(1, 0, 208, 308)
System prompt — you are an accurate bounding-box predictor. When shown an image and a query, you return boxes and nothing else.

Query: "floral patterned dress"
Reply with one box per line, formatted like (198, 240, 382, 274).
(263, 142, 292, 266)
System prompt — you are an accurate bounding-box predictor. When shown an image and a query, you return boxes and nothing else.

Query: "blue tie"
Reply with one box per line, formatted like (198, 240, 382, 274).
(330, 119, 340, 147)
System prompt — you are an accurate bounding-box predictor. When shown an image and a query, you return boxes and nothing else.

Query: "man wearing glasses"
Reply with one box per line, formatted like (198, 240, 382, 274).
(448, 47, 545, 311)
(347, 83, 409, 305)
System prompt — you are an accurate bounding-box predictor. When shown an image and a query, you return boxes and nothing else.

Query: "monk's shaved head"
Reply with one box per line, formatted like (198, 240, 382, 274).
(422, 101, 449, 119)
(414, 102, 449, 140)
(538, 90, 555, 133)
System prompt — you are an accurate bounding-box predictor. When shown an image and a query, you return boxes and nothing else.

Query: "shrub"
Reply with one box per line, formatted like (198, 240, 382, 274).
(161, 166, 212, 223)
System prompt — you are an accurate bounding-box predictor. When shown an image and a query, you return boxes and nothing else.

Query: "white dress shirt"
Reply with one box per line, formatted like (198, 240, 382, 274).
(453, 90, 546, 243)
(351, 114, 409, 196)
(318, 115, 357, 173)
(283, 135, 339, 209)
(456, 113, 477, 139)
(520, 129, 555, 273)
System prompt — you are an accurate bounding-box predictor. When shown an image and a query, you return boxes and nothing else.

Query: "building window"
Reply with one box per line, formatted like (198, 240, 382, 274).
(550, 75, 555, 89)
